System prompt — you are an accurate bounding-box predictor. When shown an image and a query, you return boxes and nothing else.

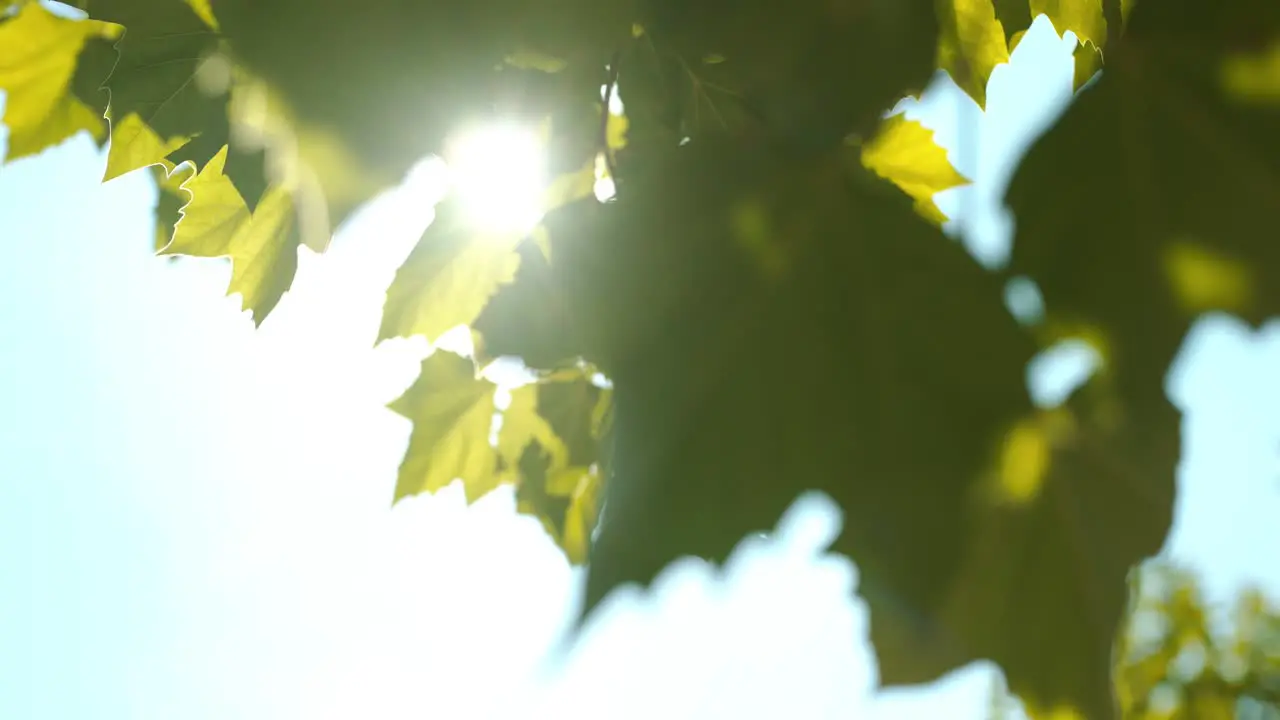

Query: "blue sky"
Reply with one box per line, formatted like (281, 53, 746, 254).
(2, 15, 1278, 720)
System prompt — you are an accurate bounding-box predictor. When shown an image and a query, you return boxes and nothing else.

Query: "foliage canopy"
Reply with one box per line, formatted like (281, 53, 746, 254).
(3, 0, 1279, 716)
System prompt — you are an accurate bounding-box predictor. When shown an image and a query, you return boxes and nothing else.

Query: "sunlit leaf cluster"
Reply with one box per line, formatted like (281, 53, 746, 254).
(988, 566, 1280, 719)
(1115, 566, 1280, 719)
(4, 0, 1280, 717)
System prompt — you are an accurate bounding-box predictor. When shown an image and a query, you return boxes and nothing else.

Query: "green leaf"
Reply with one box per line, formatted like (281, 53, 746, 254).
(388, 350, 500, 503)
(516, 450, 602, 565)
(911, 375, 1176, 720)
(937, 0, 1012, 107)
(498, 383, 569, 472)
(498, 367, 611, 561)
(0, 3, 118, 160)
(159, 145, 299, 323)
(87, 0, 226, 179)
(378, 201, 523, 345)
(473, 237, 583, 371)
(857, 113, 970, 225)
(1005, 0, 1280, 418)
(538, 136, 1029, 675)
(535, 370, 605, 468)
(617, 0, 940, 153)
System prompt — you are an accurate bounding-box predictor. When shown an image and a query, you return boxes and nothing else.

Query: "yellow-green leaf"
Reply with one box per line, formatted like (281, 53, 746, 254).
(1030, 0, 1107, 48)
(160, 145, 249, 256)
(499, 384, 569, 471)
(1221, 39, 1280, 104)
(224, 185, 299, 323)
(938, 0, 1011, 106)
(378, 202, 523, 345)
(0, 2, 118, 161)
(389, 350, 500, 503)
(859, 114, 969, 224)
(183, 0, 218, 30)
(551, 466, 602, 564)
(104, 111, 187, 180)
(158, 144, 299, 323)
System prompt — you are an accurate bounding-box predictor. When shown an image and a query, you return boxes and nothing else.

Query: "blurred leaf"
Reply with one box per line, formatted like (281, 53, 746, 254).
(500, 367, 611, 560)
(514, 444, 604, 565)
(499, 383, 570, 471)
(213, 0, 633, 211)
(508, 138, 1165, 717)
(937, 0, 1011, 106)
(1114, 565, 1280, 718)
(1221, 39, 1280, 104)
(927, 374, 1176, 720)
(858, 113, 969, 224)
(182, 0, 216, 29)
(1005, 0, 1280, 420)
(473, 237, 583, 371)
(0, 2, 118, 160)
(389, 350, 500, 503)
(617, 0, 939, 152)
(1031, 0, 1108, 49)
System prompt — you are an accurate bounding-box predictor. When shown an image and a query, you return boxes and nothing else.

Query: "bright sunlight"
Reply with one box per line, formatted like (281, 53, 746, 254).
(442, 121, 549, 234)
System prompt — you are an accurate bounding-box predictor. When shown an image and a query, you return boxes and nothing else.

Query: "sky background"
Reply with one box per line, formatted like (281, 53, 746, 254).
(2, 14, 1279, 720)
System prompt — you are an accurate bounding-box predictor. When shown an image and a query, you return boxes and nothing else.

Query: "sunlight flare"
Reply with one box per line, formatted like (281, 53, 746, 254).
(443, 121, 548, 234)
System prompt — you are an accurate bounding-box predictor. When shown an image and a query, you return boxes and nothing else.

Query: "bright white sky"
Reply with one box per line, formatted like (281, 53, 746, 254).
(1, 15, 1278, 720)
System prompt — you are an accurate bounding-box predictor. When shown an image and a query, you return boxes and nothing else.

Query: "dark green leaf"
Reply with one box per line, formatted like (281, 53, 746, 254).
(1005, 0, 1280, 427)
(87, 0, 225, 176)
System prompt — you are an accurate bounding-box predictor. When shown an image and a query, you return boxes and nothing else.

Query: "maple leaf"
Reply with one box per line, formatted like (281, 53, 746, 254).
(388, 350, 500, 503)
(378, 202, 524, 346)
(158, 145, 299, 323)
(85, 0, 270, 212)
(87, 0, 225, 179)
(0, 2, 118, 161)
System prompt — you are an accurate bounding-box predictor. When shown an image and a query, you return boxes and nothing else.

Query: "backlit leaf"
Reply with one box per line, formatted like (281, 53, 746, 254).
(937, 0, 1011, 106)
(858, 114, 969, 224)
(1031, 0, 1110, 89)
(160, 145, 249, 256)
(378, 201, 523, 345)
(105, 112, 186, 180)
(1031, 0, 1108, 48)
(221, 185, 299, 323)
(499, 384, 569, 472)
(389, 350, 500, 503)
(158, 145, 299, 323)
(0, 2, 118, 161)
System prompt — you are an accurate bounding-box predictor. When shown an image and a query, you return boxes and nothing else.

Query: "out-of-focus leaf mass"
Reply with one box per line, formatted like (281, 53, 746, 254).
(3, 0, 1278, 717)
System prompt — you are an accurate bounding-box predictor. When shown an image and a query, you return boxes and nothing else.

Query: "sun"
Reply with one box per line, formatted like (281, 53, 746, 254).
(441, 121, 550, 234)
